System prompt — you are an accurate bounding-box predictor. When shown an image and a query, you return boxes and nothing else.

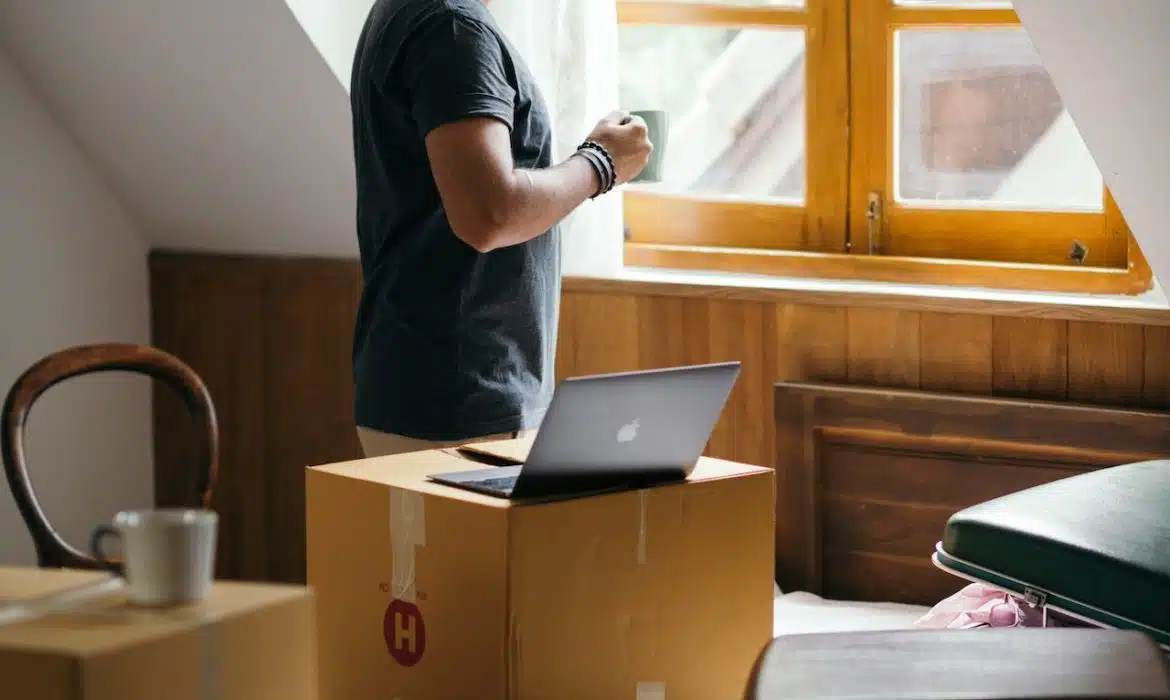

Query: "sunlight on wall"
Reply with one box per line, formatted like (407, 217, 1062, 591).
(283, 0, 373, 88)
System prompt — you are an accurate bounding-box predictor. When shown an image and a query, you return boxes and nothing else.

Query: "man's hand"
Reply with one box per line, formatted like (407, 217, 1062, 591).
(584, 111, 654, 186)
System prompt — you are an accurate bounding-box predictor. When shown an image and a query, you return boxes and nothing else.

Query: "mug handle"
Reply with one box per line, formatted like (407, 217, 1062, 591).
(89, 524, 121, 572)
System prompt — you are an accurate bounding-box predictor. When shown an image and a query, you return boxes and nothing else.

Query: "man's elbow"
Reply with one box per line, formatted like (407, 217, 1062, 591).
(450, 221, 502, 253)
(449, 206, 511, 253)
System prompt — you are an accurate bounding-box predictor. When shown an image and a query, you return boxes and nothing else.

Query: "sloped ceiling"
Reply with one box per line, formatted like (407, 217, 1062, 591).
(0, 1, 358, 258)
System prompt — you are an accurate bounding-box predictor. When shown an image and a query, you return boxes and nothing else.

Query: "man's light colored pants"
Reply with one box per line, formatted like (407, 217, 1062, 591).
(357, 427, 534, 458)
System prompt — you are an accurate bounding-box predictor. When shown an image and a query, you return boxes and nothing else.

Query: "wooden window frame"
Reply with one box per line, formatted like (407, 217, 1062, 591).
(618, 0, 1152, 296)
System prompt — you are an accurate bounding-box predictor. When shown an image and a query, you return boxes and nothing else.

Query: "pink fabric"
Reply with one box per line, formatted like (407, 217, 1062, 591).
(914, 583, 1043, 630)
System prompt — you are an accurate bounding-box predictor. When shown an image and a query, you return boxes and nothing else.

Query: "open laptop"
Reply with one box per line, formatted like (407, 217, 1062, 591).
(427, 361, 741, 500)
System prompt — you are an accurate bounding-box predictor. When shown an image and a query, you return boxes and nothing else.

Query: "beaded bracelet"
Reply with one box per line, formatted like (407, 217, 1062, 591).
(580, 140, 616, 187)
(575, 147, 611, 199)
(578, 140, 617, 198)
(576, 144, 613, 198)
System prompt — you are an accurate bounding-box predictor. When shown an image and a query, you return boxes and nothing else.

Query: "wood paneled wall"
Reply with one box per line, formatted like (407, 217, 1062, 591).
(149, 252, 1170, 583)
(557, 290, 1170, 471)
(151, 253, 363, 583)
(771, 383, 1170, 604)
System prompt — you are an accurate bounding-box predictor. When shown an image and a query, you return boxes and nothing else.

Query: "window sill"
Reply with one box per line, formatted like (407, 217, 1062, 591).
(624, 242, 1152, 294)
(563, 259, 1170, 327)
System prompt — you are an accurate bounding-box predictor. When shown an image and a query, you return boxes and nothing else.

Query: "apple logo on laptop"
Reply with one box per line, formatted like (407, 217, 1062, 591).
(616, 418, 640, 444)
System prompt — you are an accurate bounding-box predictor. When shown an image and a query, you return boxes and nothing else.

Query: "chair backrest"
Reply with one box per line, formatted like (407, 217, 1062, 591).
(1, 343, 218, 571)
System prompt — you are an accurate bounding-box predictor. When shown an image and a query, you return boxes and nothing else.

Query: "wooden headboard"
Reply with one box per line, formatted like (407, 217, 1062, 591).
(773, 381, 1170, 606)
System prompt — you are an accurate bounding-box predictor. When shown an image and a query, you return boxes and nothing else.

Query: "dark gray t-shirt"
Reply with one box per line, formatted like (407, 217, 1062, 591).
(350, 0, 560, 440)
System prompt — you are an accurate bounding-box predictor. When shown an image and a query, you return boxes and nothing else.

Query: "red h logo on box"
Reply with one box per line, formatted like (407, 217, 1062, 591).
(383, 599, 426, 667)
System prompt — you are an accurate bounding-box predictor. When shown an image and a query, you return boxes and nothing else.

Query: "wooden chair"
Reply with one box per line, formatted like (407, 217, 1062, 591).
(2, 343, 218, 572)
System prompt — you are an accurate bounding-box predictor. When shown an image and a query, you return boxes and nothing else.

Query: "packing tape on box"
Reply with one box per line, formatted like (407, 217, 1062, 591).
(637, 489, 649, 565)
(637, 681, 666, 700)
(93, 605, 225, 700)
(0, 578, 223, 700)
(196, 612, 224, 700)
(0, 575, 125, 627)
(390, 487, 427, 603)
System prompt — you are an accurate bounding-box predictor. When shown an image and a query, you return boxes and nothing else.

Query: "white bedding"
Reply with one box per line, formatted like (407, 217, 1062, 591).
(772, 585, 929, 637)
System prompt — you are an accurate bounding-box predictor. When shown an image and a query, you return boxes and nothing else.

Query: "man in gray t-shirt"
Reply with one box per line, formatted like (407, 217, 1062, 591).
(350, 0, 651, 456)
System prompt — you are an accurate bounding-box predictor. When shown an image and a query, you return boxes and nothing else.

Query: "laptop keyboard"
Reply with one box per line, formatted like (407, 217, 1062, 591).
(466, 475, 518, 494)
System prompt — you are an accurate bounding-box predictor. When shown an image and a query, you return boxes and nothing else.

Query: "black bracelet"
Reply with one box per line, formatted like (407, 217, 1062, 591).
(576, 147, 611, 199)
(579, 140, 617, 196)
(576, 148, 609, 199)
(580, 141, 616, 187)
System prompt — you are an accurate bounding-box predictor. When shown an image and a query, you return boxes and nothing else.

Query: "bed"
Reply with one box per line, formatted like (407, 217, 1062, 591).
(767, 381, 1170, 637)
(771, 584, 927, 637)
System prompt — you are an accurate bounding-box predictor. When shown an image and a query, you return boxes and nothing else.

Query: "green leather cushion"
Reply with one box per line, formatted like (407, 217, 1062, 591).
(942, 459, 1170, 633)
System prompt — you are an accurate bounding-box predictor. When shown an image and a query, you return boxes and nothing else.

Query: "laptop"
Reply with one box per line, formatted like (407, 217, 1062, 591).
(427, 361, 742, 500)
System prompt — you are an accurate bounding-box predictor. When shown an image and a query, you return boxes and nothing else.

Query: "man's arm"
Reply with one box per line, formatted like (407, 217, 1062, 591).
(425, 117, 599, 253)
(398, 13, 650, 253)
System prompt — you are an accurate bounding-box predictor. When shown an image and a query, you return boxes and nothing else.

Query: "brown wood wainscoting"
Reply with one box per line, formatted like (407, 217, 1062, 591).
(150, 252, 1170, 584)
(151, 253, 362, 583)
(772, 382, 1170, 605)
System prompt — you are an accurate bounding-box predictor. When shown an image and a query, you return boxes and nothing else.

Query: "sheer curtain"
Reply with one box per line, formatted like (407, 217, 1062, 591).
(488, 0, 624, 277)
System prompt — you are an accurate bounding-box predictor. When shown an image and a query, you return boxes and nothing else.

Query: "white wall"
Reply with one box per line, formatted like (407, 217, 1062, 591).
(1015, 0, 1169, 287)
(0, 1, 357, 259)
(0, 49, 152, 565)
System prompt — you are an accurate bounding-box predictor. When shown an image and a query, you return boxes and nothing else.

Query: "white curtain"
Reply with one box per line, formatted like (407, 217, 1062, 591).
(488, 0, 624, 277)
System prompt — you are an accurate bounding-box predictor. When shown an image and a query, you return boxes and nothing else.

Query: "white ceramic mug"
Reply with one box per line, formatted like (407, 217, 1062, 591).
(90, 508, 218, 606)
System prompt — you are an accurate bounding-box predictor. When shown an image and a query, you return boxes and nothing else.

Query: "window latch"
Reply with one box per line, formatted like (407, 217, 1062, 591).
(866, 192, 883, 255)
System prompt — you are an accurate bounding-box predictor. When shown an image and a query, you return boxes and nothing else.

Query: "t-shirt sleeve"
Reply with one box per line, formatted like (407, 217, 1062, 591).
(401, 14, 517, 137)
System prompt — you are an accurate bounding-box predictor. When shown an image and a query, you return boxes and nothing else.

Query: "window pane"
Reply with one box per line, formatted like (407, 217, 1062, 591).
(623, 0, 803, 6)
(618, 25, 806, 202)
(894, 28, 1103, 211)
(894, 0, 1012, 7)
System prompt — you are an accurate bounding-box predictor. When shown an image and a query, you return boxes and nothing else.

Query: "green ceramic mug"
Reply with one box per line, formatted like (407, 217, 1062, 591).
(628, 109, 668, 184)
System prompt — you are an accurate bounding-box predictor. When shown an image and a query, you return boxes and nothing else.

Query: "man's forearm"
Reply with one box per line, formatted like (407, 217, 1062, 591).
(477, 154, 599, 251)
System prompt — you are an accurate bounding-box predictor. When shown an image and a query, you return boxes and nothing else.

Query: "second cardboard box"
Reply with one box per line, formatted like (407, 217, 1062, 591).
(307, 439, 775, 700)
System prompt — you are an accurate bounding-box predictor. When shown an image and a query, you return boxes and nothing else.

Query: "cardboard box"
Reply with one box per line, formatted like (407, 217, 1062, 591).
(0, 567, 317, 700)
(307, 438, 775, 700)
